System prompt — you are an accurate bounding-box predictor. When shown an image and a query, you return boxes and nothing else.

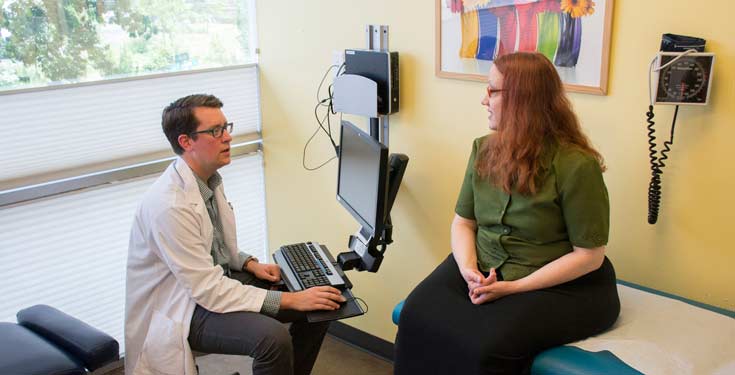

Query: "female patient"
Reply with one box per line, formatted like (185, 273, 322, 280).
(394, 52, 620, 374)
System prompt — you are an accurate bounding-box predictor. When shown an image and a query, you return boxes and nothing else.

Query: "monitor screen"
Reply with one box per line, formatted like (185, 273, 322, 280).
(337, 121, 388, 234)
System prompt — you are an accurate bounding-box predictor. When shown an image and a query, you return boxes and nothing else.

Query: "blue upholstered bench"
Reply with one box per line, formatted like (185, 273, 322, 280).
(0, 305, 119, 375)
(392, 281, 735, 374)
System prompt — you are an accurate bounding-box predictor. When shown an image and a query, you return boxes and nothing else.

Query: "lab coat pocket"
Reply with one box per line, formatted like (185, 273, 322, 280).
(138, 310, 185, 375)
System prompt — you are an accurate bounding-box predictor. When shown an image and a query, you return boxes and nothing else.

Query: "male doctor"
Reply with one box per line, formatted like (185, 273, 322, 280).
(125, 94, 345, 375)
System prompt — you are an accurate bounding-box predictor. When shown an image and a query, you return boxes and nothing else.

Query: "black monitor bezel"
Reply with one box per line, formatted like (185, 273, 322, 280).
(336, 121, 389, 240)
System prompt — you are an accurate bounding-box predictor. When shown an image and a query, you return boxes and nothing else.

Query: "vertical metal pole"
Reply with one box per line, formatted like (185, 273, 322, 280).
(381, 116, 389, 146)
(370, 118, 380, 140)
(378, 25, 389, 51)
(365, 25, 375, 50)
(366, 25, 389, 51)
(366, 24, 390, 146)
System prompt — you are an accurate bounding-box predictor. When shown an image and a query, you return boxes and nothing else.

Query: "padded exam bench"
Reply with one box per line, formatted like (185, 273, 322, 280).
(0, 304, 119, 375)
(392, 280, 735, 374)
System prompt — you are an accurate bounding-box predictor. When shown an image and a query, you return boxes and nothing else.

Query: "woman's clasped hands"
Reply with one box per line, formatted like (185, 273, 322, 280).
(461, 267, 517, 305)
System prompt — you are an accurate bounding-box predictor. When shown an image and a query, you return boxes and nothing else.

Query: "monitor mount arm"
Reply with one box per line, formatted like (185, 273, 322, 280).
(337, 25, 405, 273)
(338, 153, 408, 272)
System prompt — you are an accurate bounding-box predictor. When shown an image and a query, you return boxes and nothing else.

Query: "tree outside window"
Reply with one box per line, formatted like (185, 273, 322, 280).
(0, 0, 256, 91)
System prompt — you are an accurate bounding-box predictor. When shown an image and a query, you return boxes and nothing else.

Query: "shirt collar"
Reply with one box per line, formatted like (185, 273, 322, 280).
(195, 172, 223, 202)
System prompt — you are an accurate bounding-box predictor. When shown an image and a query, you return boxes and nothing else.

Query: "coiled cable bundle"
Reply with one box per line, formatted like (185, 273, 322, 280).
(646, 105, 679, 224)
(644, 51, 694, 224)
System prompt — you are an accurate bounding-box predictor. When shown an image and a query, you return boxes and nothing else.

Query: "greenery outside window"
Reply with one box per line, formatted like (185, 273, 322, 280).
(0, 0, 257, 92)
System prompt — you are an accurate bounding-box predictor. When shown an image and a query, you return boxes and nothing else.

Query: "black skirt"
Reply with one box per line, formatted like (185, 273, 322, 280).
(394, 255, 620, 375)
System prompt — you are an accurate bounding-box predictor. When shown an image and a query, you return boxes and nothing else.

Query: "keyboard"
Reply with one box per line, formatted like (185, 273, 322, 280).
(275, 242, 346, 290)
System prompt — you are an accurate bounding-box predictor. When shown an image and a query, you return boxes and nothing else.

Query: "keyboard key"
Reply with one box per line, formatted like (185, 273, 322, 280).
(280, 242, 344, 290)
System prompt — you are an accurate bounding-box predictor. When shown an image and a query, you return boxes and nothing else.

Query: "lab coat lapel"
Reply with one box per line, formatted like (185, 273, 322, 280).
(174, 158, 214, 245)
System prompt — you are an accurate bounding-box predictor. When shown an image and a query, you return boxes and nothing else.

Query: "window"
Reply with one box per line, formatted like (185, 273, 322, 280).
(0, 65, 261, 190)
(0, 153, 267, 354)
(0, 0, 264, 356)
(0, 0, 257, 92)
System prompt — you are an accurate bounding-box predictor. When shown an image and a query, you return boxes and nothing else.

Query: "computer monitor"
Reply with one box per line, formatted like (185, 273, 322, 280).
(335, 120, 409, 272)
(336, 121, 389, 242)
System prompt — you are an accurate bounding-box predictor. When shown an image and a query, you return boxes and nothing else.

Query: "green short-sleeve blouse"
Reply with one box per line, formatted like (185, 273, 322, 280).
(455, 135, 609, 281)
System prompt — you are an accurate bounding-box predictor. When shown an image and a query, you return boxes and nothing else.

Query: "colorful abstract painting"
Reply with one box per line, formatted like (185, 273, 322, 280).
(437, 0, 614, 95)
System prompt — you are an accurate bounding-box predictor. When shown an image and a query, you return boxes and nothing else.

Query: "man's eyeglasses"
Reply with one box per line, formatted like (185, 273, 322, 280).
(486, 86, 506, 97)
(190, 123, 233, 138)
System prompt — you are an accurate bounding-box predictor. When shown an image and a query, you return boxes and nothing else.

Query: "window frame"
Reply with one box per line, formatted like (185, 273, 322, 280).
(0, 62, 263, 207)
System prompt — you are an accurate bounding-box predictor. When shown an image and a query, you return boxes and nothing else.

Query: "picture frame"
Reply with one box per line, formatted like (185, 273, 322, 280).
(436, 0, 614, 95)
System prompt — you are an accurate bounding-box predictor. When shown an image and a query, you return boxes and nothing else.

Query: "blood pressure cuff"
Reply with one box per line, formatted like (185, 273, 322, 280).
(660, 33, 705, 52)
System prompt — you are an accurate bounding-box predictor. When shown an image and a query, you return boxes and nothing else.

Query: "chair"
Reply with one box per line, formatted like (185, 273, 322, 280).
(0, 304, 119, 375)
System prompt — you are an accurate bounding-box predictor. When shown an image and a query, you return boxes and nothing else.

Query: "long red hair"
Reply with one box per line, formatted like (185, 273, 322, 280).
(476, 52, 605, 195)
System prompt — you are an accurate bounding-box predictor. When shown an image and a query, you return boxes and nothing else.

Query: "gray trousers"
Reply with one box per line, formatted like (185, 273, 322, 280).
(188, 271, 330, 375)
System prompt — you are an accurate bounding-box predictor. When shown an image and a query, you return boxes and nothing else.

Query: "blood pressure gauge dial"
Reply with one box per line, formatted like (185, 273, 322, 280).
(654, 52, 715, 105)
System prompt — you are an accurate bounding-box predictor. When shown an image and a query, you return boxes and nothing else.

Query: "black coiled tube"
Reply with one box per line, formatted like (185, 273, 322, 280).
(647, 105, 679, 224)
(647, 106, 661, 224)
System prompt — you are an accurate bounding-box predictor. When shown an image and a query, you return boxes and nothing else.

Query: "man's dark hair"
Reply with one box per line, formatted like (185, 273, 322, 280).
(162, 94, 224, 155)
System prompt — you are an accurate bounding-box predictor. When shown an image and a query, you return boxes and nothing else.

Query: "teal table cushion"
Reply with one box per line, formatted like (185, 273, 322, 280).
(392, 300, 404, 325)
(530, 346, 642, 375)
(392, 280, 734, 373)
(391, 301, 642, 374)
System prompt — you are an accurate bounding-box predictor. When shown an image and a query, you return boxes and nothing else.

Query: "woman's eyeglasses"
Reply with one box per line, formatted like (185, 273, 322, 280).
(486, 87, 506, 97)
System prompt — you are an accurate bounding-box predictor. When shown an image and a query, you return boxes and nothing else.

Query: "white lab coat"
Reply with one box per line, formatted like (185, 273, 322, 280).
(125, 158, 267, 375)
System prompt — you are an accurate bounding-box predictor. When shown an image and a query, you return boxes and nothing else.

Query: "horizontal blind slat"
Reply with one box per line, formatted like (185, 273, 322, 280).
(0, 154, 267, 355)
(0, 67, 260, 184)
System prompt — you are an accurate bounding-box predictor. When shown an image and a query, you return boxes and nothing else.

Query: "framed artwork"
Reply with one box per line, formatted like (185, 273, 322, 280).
(436, 0, 614, 95)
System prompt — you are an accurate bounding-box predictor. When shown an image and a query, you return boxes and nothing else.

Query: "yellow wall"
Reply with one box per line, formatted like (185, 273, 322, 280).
(257, 1, 735, 342)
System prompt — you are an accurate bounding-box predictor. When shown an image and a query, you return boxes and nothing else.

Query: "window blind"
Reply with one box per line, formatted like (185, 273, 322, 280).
(0, 153, 267, 354)
(0, 66, 260, 189)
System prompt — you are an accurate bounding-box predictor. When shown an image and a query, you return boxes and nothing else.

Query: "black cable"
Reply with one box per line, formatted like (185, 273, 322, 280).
(646, 105, 660, 224)
(313, 98, 339, 153)
(348, 296, 368, 314)
(316, 65, 337, 105)
(647, 105, 679, 224)
(657, 105, 678, 170)
(302, 104, 337, 171)
(302, 64, 344, 170)
(326, 84, 335, 142)
(302, 124, 337, 171)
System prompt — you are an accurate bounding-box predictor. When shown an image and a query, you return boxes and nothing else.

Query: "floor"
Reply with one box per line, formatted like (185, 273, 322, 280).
(106, 335, 393, 375)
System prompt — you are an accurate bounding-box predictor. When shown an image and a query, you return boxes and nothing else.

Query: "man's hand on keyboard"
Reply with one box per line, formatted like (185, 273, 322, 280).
(281, 286, 347, 311)
(245, 260, 282, 283)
